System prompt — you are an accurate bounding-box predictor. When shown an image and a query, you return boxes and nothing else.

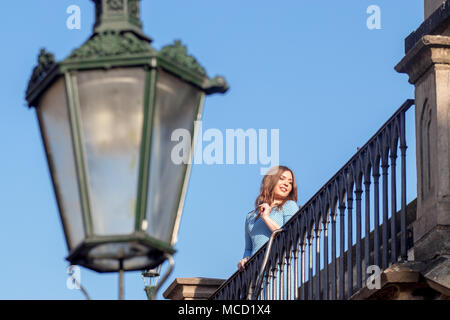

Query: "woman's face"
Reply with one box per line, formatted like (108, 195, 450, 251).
(273, 170, 293, 200)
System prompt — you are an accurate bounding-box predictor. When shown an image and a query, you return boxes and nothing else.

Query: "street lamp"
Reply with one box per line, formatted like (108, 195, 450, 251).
(25, 0, 228, 297)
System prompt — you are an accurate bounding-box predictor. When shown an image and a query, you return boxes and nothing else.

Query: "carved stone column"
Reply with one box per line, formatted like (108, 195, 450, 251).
(395, 3, 450, 263)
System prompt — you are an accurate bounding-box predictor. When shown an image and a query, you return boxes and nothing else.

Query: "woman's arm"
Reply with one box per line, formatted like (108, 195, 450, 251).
(261, 215, 281, 232)
(243, 218, 252, 258)
(239, 217, 252, 271)
(259, 203, 281, 232)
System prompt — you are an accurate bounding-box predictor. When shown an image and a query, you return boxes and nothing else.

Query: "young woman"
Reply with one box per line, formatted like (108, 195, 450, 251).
(237, 166, 299, 271)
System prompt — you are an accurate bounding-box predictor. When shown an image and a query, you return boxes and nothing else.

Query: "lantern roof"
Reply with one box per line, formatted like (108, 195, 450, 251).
(25, 0, 229, 107)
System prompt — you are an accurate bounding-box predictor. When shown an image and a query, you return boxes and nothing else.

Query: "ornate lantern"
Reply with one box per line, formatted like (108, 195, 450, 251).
(25, 0, 228, 274)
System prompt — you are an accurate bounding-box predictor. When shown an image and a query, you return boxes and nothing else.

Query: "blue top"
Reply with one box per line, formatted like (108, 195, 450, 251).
(243, 200, 299, 258)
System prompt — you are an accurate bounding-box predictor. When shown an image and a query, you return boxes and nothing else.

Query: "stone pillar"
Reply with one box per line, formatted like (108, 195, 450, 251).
(425, 0, 446, 19)
(395, 3, 450, 263)
(163, 278, 225, 300)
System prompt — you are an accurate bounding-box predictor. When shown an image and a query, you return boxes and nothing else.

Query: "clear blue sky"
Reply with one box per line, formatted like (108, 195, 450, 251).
(0, 0, 423, 299)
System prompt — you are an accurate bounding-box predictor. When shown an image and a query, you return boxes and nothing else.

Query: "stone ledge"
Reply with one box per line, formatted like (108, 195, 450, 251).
(163, 278, 225, 300)
(421, 256, 450, 296)
(395, 35, 450, 84)
(350, 261, 450, 300)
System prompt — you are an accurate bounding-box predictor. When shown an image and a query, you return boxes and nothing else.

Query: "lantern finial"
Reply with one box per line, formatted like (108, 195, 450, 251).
(91, 0, 152, 42)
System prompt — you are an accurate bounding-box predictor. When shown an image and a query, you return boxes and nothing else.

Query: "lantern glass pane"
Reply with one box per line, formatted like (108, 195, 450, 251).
(145, 70, 201, 243)
(38, 77, 85, 249)
(76, 67, 146, 236)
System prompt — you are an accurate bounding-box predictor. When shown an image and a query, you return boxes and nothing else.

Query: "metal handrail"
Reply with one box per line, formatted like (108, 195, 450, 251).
(251, 228, 284, 300)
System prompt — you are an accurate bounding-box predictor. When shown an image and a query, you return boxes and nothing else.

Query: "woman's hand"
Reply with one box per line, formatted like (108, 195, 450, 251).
(257, 202, 281, 232)
(258, 203, 272, 219)
(237, 257, 249, 271)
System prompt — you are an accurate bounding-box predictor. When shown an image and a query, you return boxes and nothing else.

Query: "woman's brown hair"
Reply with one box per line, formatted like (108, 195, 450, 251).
(254, 165, 298, 212)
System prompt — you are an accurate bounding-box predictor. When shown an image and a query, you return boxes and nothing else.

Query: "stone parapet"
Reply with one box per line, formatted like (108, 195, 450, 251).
(163, 278, 225, 300)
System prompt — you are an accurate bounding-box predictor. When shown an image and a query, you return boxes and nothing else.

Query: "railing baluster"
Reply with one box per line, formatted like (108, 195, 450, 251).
(280, 254, 285, 300)
(308, 235, 313, 300)
(248, 270, 254, 299)
(293, 243, 299, 300)
(286, 249, 292, 300)
(347, 191, 354, 298)
(270, 268, 274, 300)
(300, 241, 306, 300)
(249, 270, 254, 299)
(225, 281, 230, 300)
(382, 158, 389, 269)
(364, 178, 371, 284)
(259, 279, 264, 300)
(400, 111, 408, 261)
(390, 149, 398, 263)
(229, 279, 234, 300)
(271, 263, 277, 300)
(237, 274, 242, 300)
(242, 268, 248, 300)
(241, 273, 246, 300)
(331, 208, 337, 300)
(315, 227, 321, 300)
(262, 268, 268, 300)
(373, 168, 381, 268)
(323, 217, 329, 300)
(253, 255, 260, 300)
(339, 201, 345, 300)
(249, 260, 258, 300)
(355, 184, 363, 291)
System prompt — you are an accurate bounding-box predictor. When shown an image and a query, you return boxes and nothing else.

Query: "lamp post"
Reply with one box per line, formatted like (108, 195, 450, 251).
(25, 0, 228, 299)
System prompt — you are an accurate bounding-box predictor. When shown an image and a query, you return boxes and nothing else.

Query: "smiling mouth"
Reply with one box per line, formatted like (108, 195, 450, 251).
(280, 187, 288, 192)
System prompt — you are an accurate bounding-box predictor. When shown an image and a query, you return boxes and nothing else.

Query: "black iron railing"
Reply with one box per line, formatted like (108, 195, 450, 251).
(210, 99, 416, 300)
